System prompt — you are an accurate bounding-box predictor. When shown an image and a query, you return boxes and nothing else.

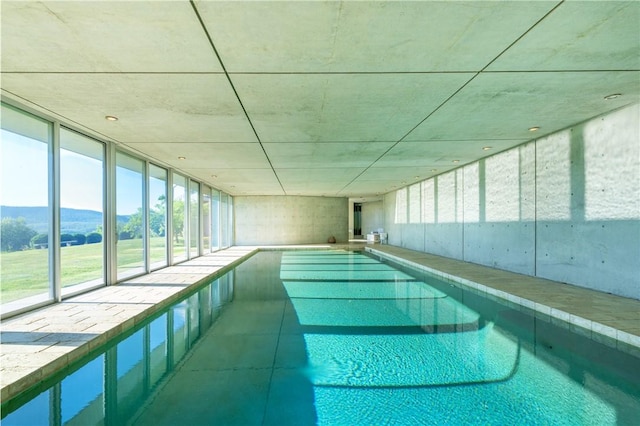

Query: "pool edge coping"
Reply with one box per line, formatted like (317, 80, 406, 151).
(0, 248, 261, 404)
(2, 243, 637, 404)
(365, 246, 640, 357)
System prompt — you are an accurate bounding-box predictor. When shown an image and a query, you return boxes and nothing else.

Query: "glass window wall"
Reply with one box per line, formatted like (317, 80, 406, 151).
(0, 102, 233, 318)
(149, 164, 168, 269)
(211, 190, 220, 252)
(60, 129, 105, 296)
(116, 151, 144, 280)
(202, 186, 211, 254)
(171, 173, 187, 264)
(227, 195, 234, 247)
(0, 103, 52, 314)
(189, 180, 200, 258)
(220, 193, 229, 249)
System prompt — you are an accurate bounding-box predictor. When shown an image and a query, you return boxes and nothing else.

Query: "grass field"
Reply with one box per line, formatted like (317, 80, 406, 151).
(1, 237, 169, 304)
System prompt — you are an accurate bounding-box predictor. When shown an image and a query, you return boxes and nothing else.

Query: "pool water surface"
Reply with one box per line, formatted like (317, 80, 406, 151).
(2, 249, 639, 425)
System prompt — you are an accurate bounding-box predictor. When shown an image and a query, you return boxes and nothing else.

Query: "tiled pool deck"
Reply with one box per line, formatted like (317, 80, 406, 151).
(1, 243, 639, 403)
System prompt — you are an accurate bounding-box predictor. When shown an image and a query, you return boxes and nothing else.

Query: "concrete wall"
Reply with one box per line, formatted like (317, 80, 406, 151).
(234, 196, 348, 245)
(361, 201, 384, 235)
(383, 104, 640, 299)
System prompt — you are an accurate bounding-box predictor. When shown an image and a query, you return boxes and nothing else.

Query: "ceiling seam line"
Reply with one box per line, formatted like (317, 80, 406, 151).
(189, 0, 287, 195)
(4, 68, 640, 75)
(335, 71, 482, 196)
(338, 0, 567, 197)
(391, 0, 567, 148)
(478, 0, 566, 72)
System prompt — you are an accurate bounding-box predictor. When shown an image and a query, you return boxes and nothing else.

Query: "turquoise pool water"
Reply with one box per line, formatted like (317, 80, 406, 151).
(2, 250, 639, 425)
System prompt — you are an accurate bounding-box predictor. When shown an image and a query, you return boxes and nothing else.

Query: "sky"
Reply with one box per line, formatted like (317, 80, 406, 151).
(1, 130, 165, 215)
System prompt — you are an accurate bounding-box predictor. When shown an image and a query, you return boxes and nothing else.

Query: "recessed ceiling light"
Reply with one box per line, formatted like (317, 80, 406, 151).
(105, 115, 118, 121)
(604, 93, 621, 100)
(177, 156, 186, 160)
(452, 160, 459, 163)
(431, 169, 437, 172)
(482, 146, 492, 151)
(529, 126, 540, 132)
(211, 175, 217, 178)
(414, 176, 420, 179)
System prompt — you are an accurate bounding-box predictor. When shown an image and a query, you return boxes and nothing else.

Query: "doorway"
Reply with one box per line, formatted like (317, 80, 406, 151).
(353, 203, 362, 237)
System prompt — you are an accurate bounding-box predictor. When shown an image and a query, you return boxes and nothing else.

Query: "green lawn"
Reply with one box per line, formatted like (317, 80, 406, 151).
(1, 237, 167, 304)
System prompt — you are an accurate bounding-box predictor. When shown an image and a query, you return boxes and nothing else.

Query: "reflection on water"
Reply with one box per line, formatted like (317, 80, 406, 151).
(2, 250, 639, 426)
(1, 272, 234, 426)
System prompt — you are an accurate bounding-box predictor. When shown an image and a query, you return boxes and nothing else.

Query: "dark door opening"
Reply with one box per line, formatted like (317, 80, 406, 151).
(354, 203, 362, 237)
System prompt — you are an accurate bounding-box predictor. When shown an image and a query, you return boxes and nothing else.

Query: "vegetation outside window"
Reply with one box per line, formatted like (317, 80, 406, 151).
(211, 190, 220, 251)
(60, 129, 105, 295)
(189, 180, 199, 258)
(116, 151, 144, 280)
(149, 164, 168, 269)
(172, 173, 187, 263)
(202, 187, 211, 254)
(0, 103, 52, 314)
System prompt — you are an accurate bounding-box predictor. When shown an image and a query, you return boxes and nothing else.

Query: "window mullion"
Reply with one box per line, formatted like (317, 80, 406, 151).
(50, 122, 61, 302)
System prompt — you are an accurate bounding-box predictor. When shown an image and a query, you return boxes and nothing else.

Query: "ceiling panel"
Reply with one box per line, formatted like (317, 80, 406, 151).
(196, 0, 558, 72)
(375, 140, 527, 167)
(488, 1, 640, 71)
(1, 73, 256, 143)
(1, 1, 221, 72)
(405, 71, 640, 141)
(264, 142, 395, 169)
(342, 166, 447, 196)
(1, 0, 638, 200)
(232, 73, 474, 142)
(182, 168, 284, 196)
(125, 142, 270, 170)
(277, 168, 365, 195)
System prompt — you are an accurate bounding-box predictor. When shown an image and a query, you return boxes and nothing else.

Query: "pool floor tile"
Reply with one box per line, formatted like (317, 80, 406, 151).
(263, 368, 318, 426)
(211, 301, 285, 335)
(131, 368, 272, 426)
(185, 333, 280, 370)
(274, 334, 311, 368)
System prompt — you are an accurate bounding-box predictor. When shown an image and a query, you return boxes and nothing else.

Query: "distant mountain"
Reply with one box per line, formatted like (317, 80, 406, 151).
(1, 206, 130, 234)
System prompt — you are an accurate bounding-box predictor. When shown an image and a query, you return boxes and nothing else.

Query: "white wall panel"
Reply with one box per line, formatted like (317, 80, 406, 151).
(536, 104, 640, 298)
(361, 201, 384, 235)
(235, 196, 348, 245)
(383, 104, 639, 299)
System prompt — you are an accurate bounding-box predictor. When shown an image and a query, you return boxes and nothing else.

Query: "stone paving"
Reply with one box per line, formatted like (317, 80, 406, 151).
(1, 243, 639, 403)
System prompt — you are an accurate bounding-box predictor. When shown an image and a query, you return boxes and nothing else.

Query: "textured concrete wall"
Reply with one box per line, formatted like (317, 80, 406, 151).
(235, 196, 348, 245)
(383, 104, 640, 299)
(361, 200, 384, 235)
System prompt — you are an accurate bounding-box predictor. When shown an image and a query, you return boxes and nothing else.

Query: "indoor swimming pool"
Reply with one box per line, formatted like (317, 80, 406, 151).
(2, 249, 639, 425)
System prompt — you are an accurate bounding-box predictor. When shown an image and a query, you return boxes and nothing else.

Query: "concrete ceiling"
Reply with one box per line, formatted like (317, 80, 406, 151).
(2, 1, 639, 199)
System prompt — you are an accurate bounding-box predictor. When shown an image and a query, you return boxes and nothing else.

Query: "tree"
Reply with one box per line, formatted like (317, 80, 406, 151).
(172, 199, 184, 244)
(1, 217, 37, 252)
(153, 194, 177, 242)
(122, 208, 143, 239)
(72, 233, 86, 245)
(60, 233, 75, 247)
(31, 233, 48, 248)
(86, 232, 102, 244)
(149, 208, 165, 237)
